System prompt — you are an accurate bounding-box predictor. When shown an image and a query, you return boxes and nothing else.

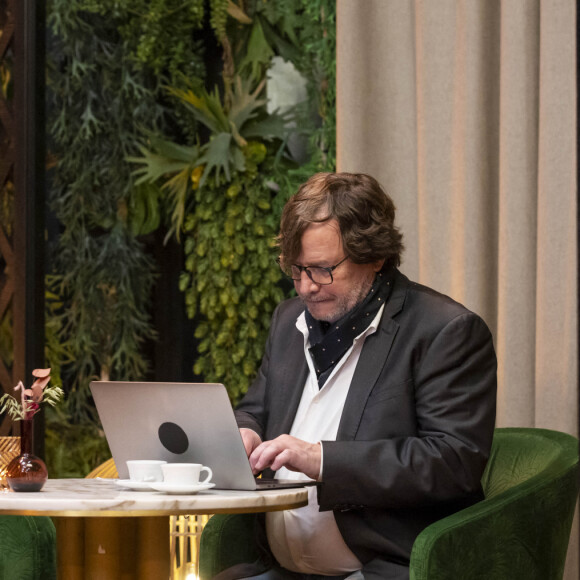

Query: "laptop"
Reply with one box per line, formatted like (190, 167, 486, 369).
(90, 381, 316, 491)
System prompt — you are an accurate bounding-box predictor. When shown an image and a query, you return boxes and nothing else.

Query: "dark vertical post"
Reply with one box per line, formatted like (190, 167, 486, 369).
(12, 0, 45, 456)
(151, 233, 197, 382)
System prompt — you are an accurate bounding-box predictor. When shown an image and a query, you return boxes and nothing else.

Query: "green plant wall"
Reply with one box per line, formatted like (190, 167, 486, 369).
(44, 0, 336, 477)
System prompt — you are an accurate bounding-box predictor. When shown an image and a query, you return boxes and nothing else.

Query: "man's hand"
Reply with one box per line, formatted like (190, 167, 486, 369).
(240, 428, 262, 457)
(248, 434, 321, 481)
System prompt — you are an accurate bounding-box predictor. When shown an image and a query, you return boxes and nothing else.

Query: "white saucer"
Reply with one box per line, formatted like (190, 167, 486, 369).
(148, 482, 216, 495)
(114, 479, 155, 491)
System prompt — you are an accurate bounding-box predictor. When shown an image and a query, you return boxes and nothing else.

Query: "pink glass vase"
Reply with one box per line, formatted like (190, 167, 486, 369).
(6, 418, 48, 492)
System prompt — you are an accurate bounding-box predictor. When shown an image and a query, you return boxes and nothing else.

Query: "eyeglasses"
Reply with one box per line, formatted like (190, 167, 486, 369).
(280, 256, 349, 285)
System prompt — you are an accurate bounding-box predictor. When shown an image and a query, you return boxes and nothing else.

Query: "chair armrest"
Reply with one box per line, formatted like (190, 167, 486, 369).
(199, 513, 261, 580)
(0, 515, 57, 580)
(409, 461, 579, 580)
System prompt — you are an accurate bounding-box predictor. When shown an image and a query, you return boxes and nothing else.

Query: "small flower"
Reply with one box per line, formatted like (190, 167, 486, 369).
(0, 369, 64, 422)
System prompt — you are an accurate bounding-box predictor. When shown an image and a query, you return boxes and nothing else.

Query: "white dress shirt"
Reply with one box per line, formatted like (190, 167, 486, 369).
(266, 306, 384, 576)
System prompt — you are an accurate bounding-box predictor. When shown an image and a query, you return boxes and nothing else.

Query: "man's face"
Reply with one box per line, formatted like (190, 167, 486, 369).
(294, 220, 383, 323)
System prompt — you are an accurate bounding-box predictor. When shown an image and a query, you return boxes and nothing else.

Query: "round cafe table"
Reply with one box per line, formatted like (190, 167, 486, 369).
(0, 478, 309, 579)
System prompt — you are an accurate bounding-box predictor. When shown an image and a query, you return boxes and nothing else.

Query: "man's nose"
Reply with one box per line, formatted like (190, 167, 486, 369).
(295, 271, 320, 292)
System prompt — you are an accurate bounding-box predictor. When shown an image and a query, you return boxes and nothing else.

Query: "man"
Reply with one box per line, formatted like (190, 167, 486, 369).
(234, 172, 497, 580)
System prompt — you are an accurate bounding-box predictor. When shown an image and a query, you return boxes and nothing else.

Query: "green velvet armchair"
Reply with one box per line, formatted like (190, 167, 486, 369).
(199, 428, 579, 580)
(0, 515, 57, 579)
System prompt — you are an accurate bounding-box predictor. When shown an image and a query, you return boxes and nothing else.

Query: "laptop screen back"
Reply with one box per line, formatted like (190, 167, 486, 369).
(90, 381, 258, 490)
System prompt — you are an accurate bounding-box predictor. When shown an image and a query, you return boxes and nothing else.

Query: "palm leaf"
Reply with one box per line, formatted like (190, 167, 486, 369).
(260, 15, 301, 63)
(238, 19, 274, 81)
(148, 135, 199, 163)
(243, 111, 289, 141)
(197, 133, 236, 187)
(162, 167, 193, 240)
(228, 76, 267, 130)
(128, 140, 198, 184)
(127, 137, 201, 240)
(168, 85, 230, 133)
(129, 148, 190, 185)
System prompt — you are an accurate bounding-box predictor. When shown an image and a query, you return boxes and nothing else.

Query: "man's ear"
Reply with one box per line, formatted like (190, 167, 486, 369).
(373, 259, 386, 272)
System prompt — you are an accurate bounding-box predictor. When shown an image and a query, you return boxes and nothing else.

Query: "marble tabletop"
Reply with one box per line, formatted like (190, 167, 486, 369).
(0, 478, 309, 517)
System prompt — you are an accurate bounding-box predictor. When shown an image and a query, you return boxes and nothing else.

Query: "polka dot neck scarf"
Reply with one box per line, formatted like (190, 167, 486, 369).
(305, 268, 394, 388)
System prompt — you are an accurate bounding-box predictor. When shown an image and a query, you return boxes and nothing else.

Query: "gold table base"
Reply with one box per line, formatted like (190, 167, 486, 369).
(53, 516, 170, 580)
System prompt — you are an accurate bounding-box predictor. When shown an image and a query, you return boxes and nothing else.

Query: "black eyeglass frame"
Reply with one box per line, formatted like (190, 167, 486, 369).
(280, 256, 349, 285)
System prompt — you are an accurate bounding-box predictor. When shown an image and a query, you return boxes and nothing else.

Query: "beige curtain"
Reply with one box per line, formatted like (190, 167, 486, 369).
(336, 0, 577, 577)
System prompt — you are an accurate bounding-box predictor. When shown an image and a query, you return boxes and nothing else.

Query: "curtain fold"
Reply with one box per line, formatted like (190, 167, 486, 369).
(337, 1, 577, 576)
(496, 0, 540, 428)
(337, 0, 576, 432)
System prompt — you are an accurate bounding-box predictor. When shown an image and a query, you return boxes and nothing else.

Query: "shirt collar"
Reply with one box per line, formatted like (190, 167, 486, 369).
(296, 304, 385, 345)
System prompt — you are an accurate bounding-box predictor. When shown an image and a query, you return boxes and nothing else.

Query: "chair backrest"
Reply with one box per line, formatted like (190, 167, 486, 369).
(410, 427, 579, 580)
(85, 457, 118, 479)
(481, 427, 578, 500)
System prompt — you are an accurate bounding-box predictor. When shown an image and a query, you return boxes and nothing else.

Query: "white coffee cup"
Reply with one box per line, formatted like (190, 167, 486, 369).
(161, 463, 213, 486)
(126, 460, 167, 482)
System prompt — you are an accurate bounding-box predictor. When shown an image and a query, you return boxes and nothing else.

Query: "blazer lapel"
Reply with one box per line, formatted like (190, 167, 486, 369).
(336, 271, 408, 440)
(270, 310, 309, 438)
(277, 357, 308, 437)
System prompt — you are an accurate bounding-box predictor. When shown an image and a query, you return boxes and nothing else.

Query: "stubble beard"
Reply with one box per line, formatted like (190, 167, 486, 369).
(301, 270, 376, 323)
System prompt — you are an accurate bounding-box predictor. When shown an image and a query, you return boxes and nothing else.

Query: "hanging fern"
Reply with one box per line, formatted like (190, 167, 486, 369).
(48, 3, 159, 413)
(45, 0, 206, 474)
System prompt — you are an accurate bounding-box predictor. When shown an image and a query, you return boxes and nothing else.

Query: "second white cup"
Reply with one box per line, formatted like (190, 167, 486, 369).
(126, 460, 167, 482)
(161, 463, 213, 486)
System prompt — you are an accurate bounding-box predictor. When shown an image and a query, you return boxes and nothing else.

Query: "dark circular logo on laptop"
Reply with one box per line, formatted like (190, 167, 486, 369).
(158, 422, 189, 454)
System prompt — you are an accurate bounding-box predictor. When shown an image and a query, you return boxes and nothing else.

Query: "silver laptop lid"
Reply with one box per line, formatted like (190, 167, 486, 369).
(90, 381, 258, 490)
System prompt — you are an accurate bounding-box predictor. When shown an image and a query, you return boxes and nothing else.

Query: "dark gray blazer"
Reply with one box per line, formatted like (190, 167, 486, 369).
(235, 269, 497, 580)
